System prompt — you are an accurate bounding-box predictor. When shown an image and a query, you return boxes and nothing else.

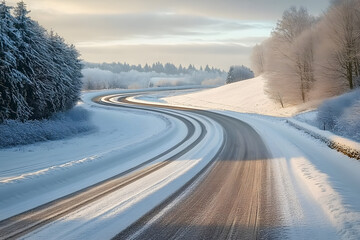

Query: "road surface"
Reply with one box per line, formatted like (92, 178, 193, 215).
(113, 96, 277, 239)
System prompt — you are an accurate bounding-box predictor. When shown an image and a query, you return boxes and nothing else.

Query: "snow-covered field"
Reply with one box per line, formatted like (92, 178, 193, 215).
(162, 76, 320, 117)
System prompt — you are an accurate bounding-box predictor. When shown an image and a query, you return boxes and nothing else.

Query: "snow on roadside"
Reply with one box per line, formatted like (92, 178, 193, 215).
(0, 90, 187, 221)
(129, 89, 360, 239)
(22, 102, 224, 240)
(0, 106, 94, 148)
(287, 118, 360, 160)
(214, 112, 360, 239)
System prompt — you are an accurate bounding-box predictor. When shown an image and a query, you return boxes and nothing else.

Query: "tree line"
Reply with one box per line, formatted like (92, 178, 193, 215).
(0, 1, 82, 122)
(85, 62, 224, 75)
(251, 0, 360, 107)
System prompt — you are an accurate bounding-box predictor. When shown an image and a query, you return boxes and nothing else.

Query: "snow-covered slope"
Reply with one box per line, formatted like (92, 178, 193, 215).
(164, 76, 318, 117)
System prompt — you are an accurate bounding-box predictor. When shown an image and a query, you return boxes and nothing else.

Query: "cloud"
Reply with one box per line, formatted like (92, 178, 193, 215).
(30, 11, 271, 43)
(5, 0, 330, 69)
(7, 0, 330, 19)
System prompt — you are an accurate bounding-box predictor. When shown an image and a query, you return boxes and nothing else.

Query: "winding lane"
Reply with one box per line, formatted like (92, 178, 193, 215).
(112, 95, 276, 239)
(0, 93, 208, 240)
(0, 90, 276, 239)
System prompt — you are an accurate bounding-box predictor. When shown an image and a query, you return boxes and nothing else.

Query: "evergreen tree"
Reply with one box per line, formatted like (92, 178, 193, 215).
(0, 1, 82, 122)
(226, 65, 254, 84)
(0, 1, 31, 121)
(14, 1, 53, 118)
(205, 64, 211, 72)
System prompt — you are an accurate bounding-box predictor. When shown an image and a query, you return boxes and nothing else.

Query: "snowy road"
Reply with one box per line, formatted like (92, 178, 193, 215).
(0, 90, 275, 240)
(115, 105, 274, 240)
(0, 90, 223, 239)
(90, 94, 275, 239)
(129, 91, 360, 239)
(1, 89, 359, 239)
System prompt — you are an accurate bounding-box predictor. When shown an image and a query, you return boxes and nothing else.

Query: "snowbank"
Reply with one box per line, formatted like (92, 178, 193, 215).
(317, 89, 360, 142)
(287, 118, 360, 160)
(216, 112, 360, 239)
(0, 106, 94, 148)
(163, 76, 318, 117)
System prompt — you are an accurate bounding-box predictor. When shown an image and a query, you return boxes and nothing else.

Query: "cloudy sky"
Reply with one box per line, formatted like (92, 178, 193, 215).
(7, 0, 330, 70)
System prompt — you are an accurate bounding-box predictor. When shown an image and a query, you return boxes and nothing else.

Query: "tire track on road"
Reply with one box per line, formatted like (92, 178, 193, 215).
(0, 94, 208, 240)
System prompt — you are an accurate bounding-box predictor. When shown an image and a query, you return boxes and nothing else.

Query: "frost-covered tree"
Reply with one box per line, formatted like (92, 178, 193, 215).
(14, 1, 54, 118)
(47, 31, 82, 112)
(152, 62, 164, 73)
(226, 65, 254, 84)
(84, 61, 224, 76)
(292, 28, 316, 102)
(0, 1, 31, 121)
(143, 63, 150, 72)
(251, 0, 360, 106)
(319, 0, 360, 90)
(187, 64, 196, 73)
(178, 64, 184, 74)
(205, 64, 211, 72)
(0, 1, 82, 122)
(264, 7, 316, 104)
(164, 62, 177, 75)
(250, 44, 265, 76)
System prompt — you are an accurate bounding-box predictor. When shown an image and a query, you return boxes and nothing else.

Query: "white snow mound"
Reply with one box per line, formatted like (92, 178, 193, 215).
(164, 76, 317, 117)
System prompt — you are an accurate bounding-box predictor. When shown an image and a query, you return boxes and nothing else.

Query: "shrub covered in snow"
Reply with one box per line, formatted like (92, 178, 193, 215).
(0, 107, 94, 148)
(317, 89, 360, 141)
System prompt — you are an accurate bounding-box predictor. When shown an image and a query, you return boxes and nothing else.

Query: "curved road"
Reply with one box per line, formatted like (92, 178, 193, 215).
(113, 95, 277, 239)
(0, 94, 206, 239)
(0, 90, 277, 239)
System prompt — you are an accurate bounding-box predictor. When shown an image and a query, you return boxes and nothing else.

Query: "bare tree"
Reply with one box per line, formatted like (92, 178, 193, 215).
(250, 44, 265, 76)
(263, 7, 315, 105)
(292, 28, 316, 102)
(322, 0, 360, 90)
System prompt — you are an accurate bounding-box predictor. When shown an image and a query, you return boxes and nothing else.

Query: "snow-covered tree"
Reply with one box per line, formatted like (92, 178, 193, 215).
(0, 1, 31, 121)
(47, 31, 82, 112)
(250, 44, 265, 76)
(226, 65, 254, 84)
(14, 1, 54, 118)
(187, 64, 196, 73)
(205, 64, 211, 72)
(252, 0, 360, 106)
(164, 63, 177, 75)
(0, 1, 82, 122)
(84, 61, 224, 76)
(318, 0, 360, 90)
(264, 7, 316, 105)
